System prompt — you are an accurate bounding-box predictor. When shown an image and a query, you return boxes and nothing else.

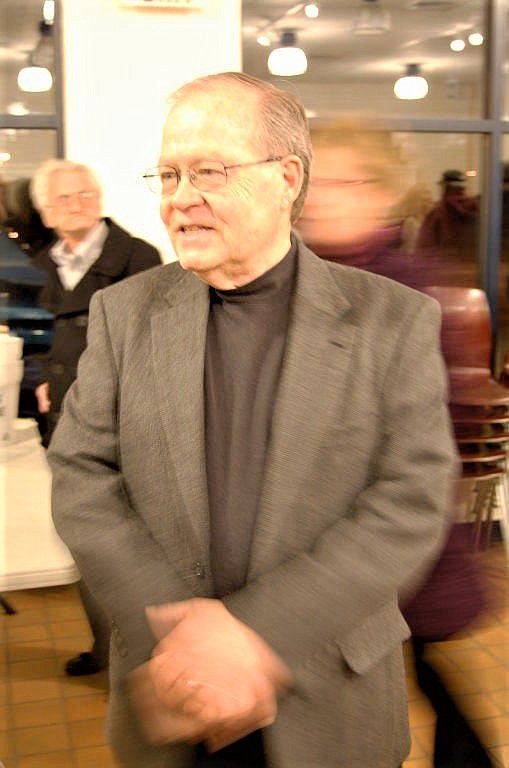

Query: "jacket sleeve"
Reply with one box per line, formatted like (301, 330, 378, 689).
(48, 289, 191, 669)
(224, 299, 457, 679)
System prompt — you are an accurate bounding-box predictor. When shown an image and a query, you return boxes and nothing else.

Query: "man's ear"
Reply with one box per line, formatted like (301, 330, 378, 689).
(281, 154, 304, 208)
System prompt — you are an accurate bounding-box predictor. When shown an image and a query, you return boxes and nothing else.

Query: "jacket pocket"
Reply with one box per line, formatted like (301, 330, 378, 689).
(339, 602, 410, 675)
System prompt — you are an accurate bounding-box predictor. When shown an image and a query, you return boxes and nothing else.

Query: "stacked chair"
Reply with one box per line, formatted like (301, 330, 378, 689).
(422, 286, 509, 557)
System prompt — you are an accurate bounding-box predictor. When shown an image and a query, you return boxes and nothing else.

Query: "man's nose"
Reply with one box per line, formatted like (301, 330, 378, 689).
(169, 173, 204, 209)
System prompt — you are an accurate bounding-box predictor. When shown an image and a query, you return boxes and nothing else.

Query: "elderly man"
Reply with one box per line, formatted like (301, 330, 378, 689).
(48, 73, 456, 768)
(32, 159, 160, 677)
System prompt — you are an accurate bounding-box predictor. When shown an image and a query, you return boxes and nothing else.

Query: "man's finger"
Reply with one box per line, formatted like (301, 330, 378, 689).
(145, 600, 193, 640)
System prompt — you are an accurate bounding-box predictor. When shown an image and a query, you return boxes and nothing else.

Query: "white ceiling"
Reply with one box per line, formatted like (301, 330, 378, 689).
(242, 0, 487, 83)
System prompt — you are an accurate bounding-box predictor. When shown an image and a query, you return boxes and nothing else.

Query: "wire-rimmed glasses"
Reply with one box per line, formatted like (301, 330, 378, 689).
(143, 157, 282, 196)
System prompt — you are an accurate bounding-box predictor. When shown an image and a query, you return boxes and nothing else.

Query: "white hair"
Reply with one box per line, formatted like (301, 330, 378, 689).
(31, 159, 102, 211)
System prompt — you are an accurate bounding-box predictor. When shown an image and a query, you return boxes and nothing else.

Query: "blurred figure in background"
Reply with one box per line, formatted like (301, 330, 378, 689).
(31, 159, 161, 679)
(300, 118, 493, 768)
(3, 177, 53, 256)
(417, 169, 480, 263)
(390, 181, 434, 254)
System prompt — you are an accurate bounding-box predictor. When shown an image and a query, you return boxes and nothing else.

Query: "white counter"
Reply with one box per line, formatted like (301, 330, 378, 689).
(0, 419, 79, 590)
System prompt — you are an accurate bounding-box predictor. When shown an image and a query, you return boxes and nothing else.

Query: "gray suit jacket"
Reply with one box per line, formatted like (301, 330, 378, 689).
(49, 241, 457, 768)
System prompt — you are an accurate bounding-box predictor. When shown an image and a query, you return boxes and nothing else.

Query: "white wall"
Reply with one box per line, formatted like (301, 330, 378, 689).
(61, 0, 241, 261)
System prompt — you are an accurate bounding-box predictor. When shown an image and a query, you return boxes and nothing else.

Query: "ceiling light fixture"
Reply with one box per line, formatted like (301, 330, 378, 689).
(393, 63, 429, 100)
(0, 152, 11, 163)
(305, 3, 319, 18)
(353, 0, 390, 35)
(17, 58, 53, 92)
(468, 32, 484, 46)
(450, 38, 465, 51)
(42, 0, 55, 24)
(257, 34, 271, 46)
(6, 102, 29, 116)
(268, 31, 308, 77)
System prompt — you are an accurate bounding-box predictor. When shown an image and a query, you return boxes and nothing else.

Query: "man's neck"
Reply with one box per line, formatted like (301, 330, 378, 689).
(59, 223, 99, 252)
(196, 233, 292, 290)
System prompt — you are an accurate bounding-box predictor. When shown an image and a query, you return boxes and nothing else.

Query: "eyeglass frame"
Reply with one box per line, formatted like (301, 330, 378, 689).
(45, 190, 100, 209)
(142, 156, 283, 196)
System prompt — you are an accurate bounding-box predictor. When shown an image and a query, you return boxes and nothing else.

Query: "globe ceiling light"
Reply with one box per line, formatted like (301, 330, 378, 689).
(393, 64, 429, 100)
(305, 3, 320, 18)
(468, 32, 484, 46)
(450, 38, 466, 52)
(17, 56, 53, 93)
(43, 0, 55, 24)
(268, 31, 308, 77)
(353, 0, 390, 35)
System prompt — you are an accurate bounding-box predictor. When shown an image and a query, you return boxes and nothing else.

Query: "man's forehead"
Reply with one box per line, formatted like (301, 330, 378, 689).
(51, 170, 96, 190)
(163, 87, 260, 144)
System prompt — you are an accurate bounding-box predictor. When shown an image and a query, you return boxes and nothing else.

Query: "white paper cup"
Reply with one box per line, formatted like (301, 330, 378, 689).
(0, 359, 24, 442)
(0, 334, 23, 364)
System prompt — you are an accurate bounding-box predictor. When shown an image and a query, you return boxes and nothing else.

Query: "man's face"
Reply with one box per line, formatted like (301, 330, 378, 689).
(43, 170, 102, 241)
(299, 145, 394, 247)
(159, 88, 300, 286)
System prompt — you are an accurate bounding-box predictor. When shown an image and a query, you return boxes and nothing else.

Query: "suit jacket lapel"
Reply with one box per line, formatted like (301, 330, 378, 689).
(150, 267, 211, 560)
(248, 243, 356, 578)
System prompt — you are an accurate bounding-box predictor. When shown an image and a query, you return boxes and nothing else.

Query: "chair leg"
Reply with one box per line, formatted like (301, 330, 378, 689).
(0, 593, 16, 615)
(471, 481, 491, 551)
(498, 477, 509, 558)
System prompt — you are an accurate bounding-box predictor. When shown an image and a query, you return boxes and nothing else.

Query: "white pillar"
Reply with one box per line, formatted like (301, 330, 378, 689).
(61, 0, 241, 260)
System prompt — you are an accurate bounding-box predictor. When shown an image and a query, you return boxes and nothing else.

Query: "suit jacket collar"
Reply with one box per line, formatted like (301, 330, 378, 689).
(150, 240, 355, 577)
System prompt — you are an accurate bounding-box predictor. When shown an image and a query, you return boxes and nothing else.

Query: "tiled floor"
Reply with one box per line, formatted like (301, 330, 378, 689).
(1, 546, 507, 768)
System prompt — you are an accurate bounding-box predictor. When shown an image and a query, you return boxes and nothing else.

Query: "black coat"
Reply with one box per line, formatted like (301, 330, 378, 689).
(32, 218, 160, 425)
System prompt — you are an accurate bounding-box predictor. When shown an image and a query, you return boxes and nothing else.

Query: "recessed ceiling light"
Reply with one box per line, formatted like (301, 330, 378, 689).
(0, 152, 11, 163)
(304, 3, 319, 18)
(257, 34, 271, 47)
(450, 38, 465, 52)
(468, 32, 484, 46)
(7, 101, 29, 116)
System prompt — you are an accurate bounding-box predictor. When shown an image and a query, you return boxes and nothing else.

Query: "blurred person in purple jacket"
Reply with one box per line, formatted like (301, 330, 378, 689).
(417, 169, 480, 262)
(299, 118, 492, 768)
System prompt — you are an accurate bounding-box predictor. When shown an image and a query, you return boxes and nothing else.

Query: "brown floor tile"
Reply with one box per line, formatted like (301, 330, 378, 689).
(70, 718, 106, 748)
(0, 759, 18, 768)
(4, 590, 47, 610)
(17, 750, 76, 768)
(61, 672, 108, 699)
(473, 626, 509, 645)
(12, 699, 66, 729)
(490, 744, 509, 767)
(64, 694, 108, 722)
(10, 678, 62, 704)
(440, 670, 481, 696)
(7, 640, 55, 663)
(467, 667, 509, 693)
(52, 636, 91, 655)
(408, 698, 437, 728)
(13, 723, 71, 756)
(455, 692, 503, 720)
(48, 620, 92, 639)
(75, 744, 117, 767)
(412, 725, 435, 754)
(443, 647, 501, 671)
(407, 735, 426, 760)
(8, 658, 61, 681)
(402, 759, 433, 768)
(0, 705, 9, 731)
(0, 682, 7, 706)
(474, 716, 509, 748)
(486, 644, 509, 663)
(490, 690, 509, 715)
(6, 625, 50, 644)
(3, 608, 48, 628)
(422, 650, 458, 673)
(47, 603, 86, 622)
(0, 730, 14, 758)
(0, 645, 6, 662)
(406, 674, 424, 703)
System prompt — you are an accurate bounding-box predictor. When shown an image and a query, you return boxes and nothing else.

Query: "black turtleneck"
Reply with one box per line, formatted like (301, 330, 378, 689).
(205, 238, 297, 598)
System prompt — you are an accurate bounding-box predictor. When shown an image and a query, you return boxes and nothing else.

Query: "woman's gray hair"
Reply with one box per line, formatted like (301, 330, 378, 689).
(31, 159, 102, 211)
(167, 72, 312, 224)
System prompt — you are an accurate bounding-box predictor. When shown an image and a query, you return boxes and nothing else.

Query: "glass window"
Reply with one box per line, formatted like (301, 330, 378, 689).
(0, 0, 57, 115)
(243, 0, 486, 119)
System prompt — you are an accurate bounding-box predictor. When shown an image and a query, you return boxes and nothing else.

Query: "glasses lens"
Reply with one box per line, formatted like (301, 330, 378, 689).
(190, 161, 227, 191)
